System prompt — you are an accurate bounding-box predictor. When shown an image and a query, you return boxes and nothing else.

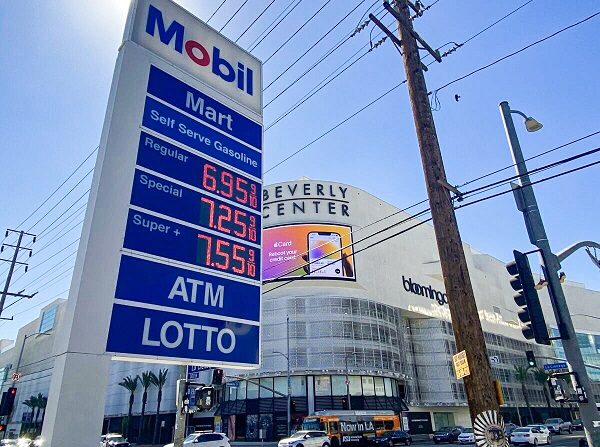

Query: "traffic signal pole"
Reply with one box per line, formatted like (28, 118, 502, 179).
(393, 0, 498, 422)
(500, 101, 600, 445)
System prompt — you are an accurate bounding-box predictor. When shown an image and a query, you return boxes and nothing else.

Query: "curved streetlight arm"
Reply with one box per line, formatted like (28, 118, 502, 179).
(556, 241, 600, 264)
(273, 350, 289, 360)
(509, 109, 529, 121)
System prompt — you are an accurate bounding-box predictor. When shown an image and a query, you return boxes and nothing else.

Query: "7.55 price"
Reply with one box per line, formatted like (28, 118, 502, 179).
(197, 233, 258, 280)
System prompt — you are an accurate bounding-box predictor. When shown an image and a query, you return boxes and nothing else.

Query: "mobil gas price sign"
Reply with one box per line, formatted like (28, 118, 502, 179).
(72, 0, 262, 368)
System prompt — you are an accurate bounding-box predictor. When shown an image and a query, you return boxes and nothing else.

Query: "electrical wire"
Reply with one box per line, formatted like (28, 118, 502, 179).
(434, 10, 600, 93)
(235, 0, 279, 43)
(207, 0, 228, 24)
(263, 0, 333, 64)
(219, 0, 250, 32)
(250, 0, 304, 51)
(264, 0, 374, 90)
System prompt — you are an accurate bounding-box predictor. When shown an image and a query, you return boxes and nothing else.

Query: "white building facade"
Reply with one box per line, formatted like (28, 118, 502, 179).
(1, 179, 598, 442)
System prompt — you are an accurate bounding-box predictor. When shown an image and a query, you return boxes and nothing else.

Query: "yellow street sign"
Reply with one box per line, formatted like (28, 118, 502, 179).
(453, 350, 470, 379)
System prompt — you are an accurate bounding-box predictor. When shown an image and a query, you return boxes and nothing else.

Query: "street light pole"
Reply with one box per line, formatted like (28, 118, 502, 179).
(274, 315, 291, 436)
(500, 101, 600, 446)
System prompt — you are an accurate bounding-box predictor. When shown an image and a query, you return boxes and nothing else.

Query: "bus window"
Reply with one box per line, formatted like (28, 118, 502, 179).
(329, 422, 339, 434)
(384, 421, 394, 430)
(374, 421, 384, 430)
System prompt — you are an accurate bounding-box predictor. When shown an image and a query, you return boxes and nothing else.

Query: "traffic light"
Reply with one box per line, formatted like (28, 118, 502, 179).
(0, 424, 5, 433)
(0, 387, 17, 416)
(212, 369, 224, 385)
(195, 386, 215, 410)
(547, 377, 565, 402)
(525, 350, 536, 368)
(506, 250, 550, 345)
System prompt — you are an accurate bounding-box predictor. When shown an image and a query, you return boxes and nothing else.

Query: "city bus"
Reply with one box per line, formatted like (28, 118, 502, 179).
(302, 411, 400, 446)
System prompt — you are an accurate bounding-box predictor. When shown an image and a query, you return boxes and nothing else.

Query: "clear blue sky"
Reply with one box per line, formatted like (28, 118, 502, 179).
(1, 0, 599, 340)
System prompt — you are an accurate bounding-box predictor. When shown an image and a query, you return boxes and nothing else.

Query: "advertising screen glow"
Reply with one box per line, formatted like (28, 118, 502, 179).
(263, 224, 355, 281)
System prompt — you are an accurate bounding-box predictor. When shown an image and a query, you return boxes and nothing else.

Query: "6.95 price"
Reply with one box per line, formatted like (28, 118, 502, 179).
(202, 162, 260, 211)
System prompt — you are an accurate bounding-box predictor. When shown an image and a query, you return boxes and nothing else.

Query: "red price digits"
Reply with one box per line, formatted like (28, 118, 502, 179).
(197, 233, 257, 279)
(201, 162, 258, 210)
(200, 197, 258, 243)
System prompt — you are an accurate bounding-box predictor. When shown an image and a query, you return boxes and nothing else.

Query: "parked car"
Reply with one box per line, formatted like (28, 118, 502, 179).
(0, 441, 17, 446)
(457, 428, 475, 444)
(505, 424, 519, 442)
(32, 437, 43, 447)
(164, 432, 230, 447)
(100, 433, 130, 447)
(433, 426, 464, 444)
(277, 431, 330, 447)
(510, 427, 551, 445)
(572, 419, 584, 431)
(527, 425, 551, 437)
(544, 418, 571, 434)
(370, 430, 412, 446)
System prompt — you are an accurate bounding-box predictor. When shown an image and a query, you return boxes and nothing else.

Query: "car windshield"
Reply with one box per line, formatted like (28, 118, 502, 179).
(545, 419, 560, 424)
(108, 436, 126, 442)
(461, 428, 473, 433)
(438, 427, 452, 432)
(290, 432, 308, 439)
(184, 434, 199, 442)
(514, 428, 530, 433)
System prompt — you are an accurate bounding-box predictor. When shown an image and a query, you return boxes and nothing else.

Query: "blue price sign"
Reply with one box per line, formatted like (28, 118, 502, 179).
(142, 97, 261, 178)
(106, 60, 262, 368)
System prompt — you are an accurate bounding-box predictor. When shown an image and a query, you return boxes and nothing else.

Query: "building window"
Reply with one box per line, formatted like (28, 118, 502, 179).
(260, 378, 274, 398)
(291, 376, 306, 396)
(362, 376, 375, 396)
(39, 306, 57, 333)
(384, 378, 393, 397)
(274, 377, 287, 397)
(348, 376, 362, 396)
(315, 375, 331, 396)
(237, 380, 247, 400)
(331, 376, 347, 396)
(247, 381, 259, 399)
(374, 377, 385, 396)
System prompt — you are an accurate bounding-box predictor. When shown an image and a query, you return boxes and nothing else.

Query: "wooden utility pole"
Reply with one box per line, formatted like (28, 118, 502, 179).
(393, 0, 498, 421)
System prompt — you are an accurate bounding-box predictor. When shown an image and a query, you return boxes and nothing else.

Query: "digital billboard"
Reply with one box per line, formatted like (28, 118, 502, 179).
(263, 224, 355, 281)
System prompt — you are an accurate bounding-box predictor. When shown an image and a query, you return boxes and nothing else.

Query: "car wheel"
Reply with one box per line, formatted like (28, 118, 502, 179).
(534, 438, 538, 446)
(434, 441, 439, 445)
(323, 443, 330, 447)
(405, 440, 411, 446)
(547, 436, 551, 445)
(568, 428, 572, 434)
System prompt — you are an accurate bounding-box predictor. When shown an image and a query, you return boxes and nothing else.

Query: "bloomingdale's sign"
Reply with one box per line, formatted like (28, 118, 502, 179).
(403, 275, 448, 305)
(263, 181, 350, 219)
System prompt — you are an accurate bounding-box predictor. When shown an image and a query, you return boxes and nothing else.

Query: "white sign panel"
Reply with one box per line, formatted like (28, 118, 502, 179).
(128, 0, 262, 114)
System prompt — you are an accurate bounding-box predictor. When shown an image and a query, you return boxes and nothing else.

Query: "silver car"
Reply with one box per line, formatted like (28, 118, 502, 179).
(278, 431, 331, 447)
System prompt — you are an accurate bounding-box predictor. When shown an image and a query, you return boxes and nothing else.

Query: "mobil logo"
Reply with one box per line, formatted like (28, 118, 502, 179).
(145, 4, 254, 97)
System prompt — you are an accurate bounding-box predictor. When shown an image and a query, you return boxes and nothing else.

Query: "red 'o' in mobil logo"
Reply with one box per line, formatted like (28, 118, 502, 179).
(145, 4, 254, 96)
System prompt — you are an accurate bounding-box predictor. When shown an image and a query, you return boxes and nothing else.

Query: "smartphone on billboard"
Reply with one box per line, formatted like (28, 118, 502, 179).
(307, 232, 343, 277)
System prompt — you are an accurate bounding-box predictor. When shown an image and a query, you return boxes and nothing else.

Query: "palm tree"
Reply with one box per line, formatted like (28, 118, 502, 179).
(513, 365, 534, 424)
(532, 368, 553, 417)
(34, 393, 47, 429)
(23, 398, 36, 431)
(137, 371, 155, 443)
(150, 368, 169, 445)
(118, 375, 139, 441)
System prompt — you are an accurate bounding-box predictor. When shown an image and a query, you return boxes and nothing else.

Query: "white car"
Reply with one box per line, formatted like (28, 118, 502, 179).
(457, 428, 475, 444)
(163, 432, 230, 447)
(527, 425, 551, 436)
(278, 431, 330, 447)
(510, 427, 551, 445)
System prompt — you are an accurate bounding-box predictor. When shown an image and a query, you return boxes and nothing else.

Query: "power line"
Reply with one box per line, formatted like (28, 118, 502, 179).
(434, 10, 600, 93)
(235, 0, 279, 43)
(263, 0, 333, 64)
(207, 0, 228, 24)
(264, 0, 374, 91)
(219, 0, 250, 32)
(250, 0, 303, 51)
